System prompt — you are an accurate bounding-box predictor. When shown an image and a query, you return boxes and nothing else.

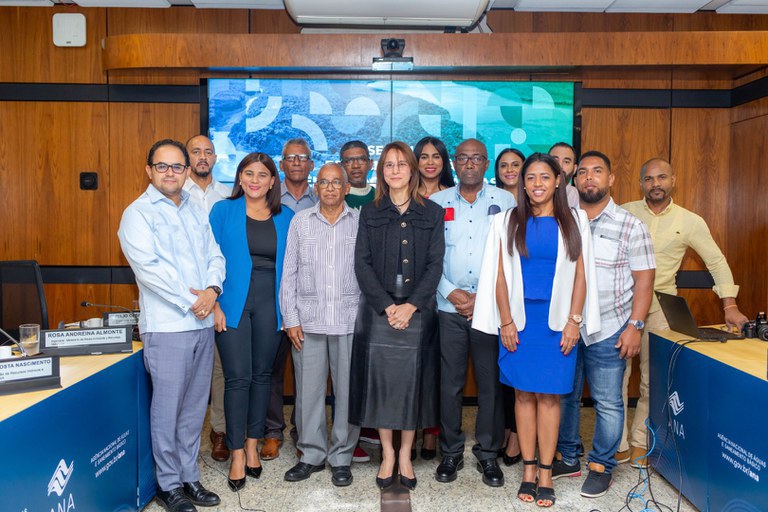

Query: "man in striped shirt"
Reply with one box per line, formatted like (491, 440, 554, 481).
(279, 163, 362, 487)
(554, 151, 655, 499)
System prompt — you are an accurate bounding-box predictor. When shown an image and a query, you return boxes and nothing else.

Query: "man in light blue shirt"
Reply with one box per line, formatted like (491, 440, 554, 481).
(118, 139, 225, 512)
(430, 138, 516, 488)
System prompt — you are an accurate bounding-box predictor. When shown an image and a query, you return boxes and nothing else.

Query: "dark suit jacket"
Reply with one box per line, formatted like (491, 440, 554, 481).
(354, 195, 444, 313)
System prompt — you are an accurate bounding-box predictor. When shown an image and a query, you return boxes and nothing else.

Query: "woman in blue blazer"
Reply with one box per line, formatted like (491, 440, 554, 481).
(209, 152, 294, 491)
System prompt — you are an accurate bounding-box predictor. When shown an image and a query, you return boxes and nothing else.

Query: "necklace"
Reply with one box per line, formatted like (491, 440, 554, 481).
(392, 196, 410, 208)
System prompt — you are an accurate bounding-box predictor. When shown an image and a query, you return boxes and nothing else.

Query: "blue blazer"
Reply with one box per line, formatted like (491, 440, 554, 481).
(209, 195, 294, 330)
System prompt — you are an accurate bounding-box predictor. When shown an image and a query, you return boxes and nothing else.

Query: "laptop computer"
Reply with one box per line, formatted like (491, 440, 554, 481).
(655, 291, 744, 342)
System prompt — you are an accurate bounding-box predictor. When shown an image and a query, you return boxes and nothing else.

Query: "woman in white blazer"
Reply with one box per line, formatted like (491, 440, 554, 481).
(472, 153, 600, 508)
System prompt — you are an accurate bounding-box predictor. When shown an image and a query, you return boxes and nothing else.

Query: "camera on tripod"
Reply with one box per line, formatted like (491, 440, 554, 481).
(742, 311, 768, 341)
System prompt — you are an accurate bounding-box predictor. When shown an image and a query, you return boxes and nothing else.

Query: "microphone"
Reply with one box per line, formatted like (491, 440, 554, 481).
(80, 301, 138, 325)
(0, 326, 27, 357)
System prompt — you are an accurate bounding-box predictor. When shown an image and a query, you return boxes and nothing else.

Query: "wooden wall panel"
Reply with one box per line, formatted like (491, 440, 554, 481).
(727, 115, 768, 318)
(108, 103, 200, 265)
(107, 7, 249, 35)
(0, 102, 110, 265)
(0, 6, 106, 84)
(670, 108, 732, 324)
(107, 7, 249, 85)
(673, 12, 768, 31)
(249, 9, 301, 33)
(111, 284, 140, 312)
(44, 284, 112, 328)
(581, 108, 671, 205)
(732, 96, 768, 124)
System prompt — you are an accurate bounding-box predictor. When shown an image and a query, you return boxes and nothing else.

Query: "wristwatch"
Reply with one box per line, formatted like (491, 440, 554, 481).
(207, 285, 222, 297)
(568, 314, 583, 325)
(628, 319, 645, 330)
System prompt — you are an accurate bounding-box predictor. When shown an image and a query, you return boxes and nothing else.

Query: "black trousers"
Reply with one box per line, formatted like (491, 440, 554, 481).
(503, 385, 518, 433)
(216, 269, 281, 449)
(438, 311, 504, 461)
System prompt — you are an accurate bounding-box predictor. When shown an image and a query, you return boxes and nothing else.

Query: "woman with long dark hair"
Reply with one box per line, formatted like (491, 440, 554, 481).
(473, 153, 599, 507)
(349, 141, 444, 491)
(414, 136, 455, 197)
(209, 152, 294, 492)
(495, 148, 526, 201)
(493, 147, 526, 464)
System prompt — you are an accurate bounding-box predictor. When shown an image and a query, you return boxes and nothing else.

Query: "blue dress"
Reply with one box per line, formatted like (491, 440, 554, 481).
(498, 216, 577, 394)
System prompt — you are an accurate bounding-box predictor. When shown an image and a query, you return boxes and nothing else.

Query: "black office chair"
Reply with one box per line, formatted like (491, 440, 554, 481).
(0, 260, 50, 341)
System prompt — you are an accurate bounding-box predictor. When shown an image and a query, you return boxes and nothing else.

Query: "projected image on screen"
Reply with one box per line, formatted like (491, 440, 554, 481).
(206, 79, 574, 184)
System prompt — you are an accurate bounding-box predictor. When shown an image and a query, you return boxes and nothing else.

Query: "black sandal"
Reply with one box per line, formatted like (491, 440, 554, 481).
(517, 459, 538, 503)
(536, 462, 556, 508)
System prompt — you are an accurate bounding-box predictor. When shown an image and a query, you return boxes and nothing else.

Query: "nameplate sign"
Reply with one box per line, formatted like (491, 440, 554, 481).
(0, 355, 61, 395)
(103, 311, 138, 327)
(41, 327, 133, 356)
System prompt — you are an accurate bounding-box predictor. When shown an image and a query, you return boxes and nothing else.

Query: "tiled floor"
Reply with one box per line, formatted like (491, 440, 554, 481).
(143, 406, 697, 511)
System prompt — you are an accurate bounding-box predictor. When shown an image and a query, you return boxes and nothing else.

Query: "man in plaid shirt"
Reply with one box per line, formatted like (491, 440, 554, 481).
(553, 150, 655, 499)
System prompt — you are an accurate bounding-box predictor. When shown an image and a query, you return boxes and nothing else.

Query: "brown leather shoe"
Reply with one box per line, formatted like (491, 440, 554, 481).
(615, 449, 630, 464)
(629, 446, 649, 469)
(210, 430, 230, 462)
(261, 438, 281, 460)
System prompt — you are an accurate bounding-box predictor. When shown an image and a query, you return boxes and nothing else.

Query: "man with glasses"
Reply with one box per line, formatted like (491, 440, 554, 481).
(339, 140, 375, 209)
(183, 135, 232, 464)
(279, 137, 318, 212)
(280, 163, 361, 486)
(263, 138, 319, 461)
(118, 139, 225, 512)
(430, 138, 516, 488)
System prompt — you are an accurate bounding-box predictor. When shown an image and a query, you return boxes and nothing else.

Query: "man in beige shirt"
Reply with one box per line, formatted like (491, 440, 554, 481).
(620, 157, 748, 468)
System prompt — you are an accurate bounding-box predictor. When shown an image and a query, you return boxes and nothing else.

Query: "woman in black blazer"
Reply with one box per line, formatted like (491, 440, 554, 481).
(349, 141, 444, 491)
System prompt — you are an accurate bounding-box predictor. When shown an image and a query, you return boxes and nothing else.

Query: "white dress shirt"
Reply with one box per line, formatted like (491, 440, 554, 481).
(183, 178, 232, 213)
(118, 185, 226, 334)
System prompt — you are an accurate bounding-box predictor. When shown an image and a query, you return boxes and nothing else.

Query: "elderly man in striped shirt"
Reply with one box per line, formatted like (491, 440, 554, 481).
(279, 162, 362, 487)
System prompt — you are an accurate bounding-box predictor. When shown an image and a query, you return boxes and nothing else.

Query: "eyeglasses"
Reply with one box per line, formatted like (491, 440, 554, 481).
(341, 156, 369, 166)
(383, 161, 410, 171)
(284, 154, 311, 163)
(454, 154, 488, 165)
(152, 162, 187, 174)
(317, 179, 345, 189)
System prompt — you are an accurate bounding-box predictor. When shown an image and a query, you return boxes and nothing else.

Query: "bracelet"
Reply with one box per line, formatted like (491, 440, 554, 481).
(567, 320, 580, 327)
(724, 304, 738, 310)
(500, 320, 514, 328)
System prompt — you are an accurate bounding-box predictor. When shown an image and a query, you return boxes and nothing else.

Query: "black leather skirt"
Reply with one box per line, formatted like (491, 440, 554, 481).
(348, 297, 439, 430)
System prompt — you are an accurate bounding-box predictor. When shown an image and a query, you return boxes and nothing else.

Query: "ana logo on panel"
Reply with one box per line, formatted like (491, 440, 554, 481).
(669, 391, 685, 416)
(47, 459, 74, 497)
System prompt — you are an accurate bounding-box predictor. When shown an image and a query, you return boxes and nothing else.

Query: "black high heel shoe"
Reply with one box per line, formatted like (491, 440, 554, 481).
(376, 464, 396, 490)
(376, 472, 395, 490)
(420, 447, 437, 460)
(227, 476, 246, 492)
(399, 473, 417, 491)
(502, 451, 522, 466)
(246, 465, 262, 479)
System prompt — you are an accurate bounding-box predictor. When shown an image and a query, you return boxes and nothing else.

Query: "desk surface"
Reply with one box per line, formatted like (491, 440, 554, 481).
(0, 341, 142, 422)
(653, 328, 767, 382)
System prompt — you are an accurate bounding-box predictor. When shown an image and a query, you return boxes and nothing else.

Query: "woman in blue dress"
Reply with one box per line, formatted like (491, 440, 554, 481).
(473, 153, 599, 507)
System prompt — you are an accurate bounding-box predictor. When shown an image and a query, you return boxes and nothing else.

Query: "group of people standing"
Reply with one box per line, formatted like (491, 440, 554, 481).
(119, 132, 748, 512)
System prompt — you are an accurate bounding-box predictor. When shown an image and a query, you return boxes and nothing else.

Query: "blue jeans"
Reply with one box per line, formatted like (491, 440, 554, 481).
(558, 326, 626, 473)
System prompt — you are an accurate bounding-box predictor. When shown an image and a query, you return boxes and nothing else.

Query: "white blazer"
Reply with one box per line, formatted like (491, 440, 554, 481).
(472, 208, 601, 336)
